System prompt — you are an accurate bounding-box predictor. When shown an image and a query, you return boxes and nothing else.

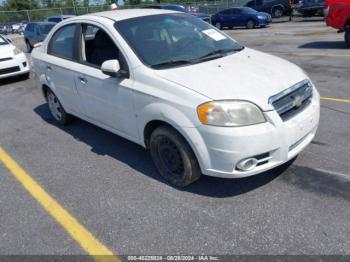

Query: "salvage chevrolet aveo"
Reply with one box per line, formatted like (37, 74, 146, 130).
(32, 9, 320, 187)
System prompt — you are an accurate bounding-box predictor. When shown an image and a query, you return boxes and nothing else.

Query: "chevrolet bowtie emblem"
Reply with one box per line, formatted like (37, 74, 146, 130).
(292, 95, 304, 108)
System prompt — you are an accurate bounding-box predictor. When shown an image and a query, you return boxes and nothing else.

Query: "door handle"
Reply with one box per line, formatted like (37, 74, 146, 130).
(78, 76, 88, 84)
(46, 65, 52, 72)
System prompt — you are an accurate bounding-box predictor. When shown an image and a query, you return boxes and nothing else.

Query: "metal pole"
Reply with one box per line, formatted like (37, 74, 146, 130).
(26, 10, 30, 22)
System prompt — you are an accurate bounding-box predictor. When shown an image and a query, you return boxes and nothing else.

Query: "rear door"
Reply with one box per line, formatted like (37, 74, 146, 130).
(45, 23, 82, 114)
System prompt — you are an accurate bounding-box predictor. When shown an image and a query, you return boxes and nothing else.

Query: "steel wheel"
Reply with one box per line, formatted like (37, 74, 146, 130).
(157, 136, 185, 178)
(150, 126, 202, 187)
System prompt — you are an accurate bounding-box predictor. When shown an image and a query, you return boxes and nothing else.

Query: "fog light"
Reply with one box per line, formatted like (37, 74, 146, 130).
(236, 158, 258, 171)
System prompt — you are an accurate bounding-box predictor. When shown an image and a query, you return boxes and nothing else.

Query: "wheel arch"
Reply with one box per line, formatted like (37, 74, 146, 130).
(139, 103, 211, 173)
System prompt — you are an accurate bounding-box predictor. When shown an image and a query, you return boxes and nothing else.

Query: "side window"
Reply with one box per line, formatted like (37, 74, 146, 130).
(27, 23, 33, 32)
(221, 9, 233, 15)
(80, 24, 129, 75)
(246, 1, 255, 7)
(256, 0, 264, 6)
(231, 9, 240, 14)
(48, 24, 77, 60)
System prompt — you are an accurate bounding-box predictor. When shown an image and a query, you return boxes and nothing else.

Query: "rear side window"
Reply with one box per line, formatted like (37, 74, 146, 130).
(48, 24, 77, 60)
(48, 17, 61, 23)
(221, 9, 233, 15)
(26, 23, 33, 32)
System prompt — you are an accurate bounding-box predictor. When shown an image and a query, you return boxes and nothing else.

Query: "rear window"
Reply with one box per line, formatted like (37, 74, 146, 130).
(39, 24, 55, 35)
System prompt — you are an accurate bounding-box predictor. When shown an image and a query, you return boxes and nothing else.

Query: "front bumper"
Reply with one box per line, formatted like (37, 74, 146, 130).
(186, 89, 320, 178)
(0, 52, 30, 79)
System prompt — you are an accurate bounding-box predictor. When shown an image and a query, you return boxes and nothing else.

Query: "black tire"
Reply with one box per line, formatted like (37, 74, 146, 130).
(25, 40, 32, 53)
(149, 126, 202, 187)
(214, 22, 222, 30)
(272, 7, 283, 18)
(246, 19, 256, 29)
(46, 89, 72, 125)
(345, 28, 350, 48)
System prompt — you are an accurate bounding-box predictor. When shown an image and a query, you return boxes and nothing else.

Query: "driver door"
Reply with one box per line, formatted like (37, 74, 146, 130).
(74, 23, 137, 139)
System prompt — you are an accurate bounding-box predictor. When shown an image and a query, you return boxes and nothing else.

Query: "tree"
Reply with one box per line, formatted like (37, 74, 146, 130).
(3, 0, 39, 10)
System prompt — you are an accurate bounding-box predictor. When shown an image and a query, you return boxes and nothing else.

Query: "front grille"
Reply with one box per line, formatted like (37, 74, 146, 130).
(269, 80, 313, 121)
(0, 57, 12, 62)
(0, 66, 20, 75)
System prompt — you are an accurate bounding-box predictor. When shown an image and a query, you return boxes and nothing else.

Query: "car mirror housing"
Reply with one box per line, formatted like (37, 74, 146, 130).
(101, 60, 121, 77)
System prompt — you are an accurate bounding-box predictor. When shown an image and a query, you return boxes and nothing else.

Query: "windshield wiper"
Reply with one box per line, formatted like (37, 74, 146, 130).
(195, 46, 245, 62)
(151, 60, 193, 69)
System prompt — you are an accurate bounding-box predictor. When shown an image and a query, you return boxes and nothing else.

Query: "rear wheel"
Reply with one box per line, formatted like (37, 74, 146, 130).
(46, 89, 72, 125)
(345, 28, 350, 47)
(272, 7, 283, 18)
(215, 22, 222, 30)
(149, 126, 202, 187)
(246, 19, 256, 29)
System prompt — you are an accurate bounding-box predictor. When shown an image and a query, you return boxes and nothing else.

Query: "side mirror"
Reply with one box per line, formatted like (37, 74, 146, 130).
(101, 60, 121, 77)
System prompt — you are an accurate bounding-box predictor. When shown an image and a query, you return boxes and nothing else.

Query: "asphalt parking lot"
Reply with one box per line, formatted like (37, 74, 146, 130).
(0, 18, 350, 259)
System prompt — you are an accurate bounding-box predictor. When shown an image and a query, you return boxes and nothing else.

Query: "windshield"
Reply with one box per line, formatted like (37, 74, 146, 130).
(39, 24, 55, 35)
(115, 13, 244, 69)
(0, 35, 9, 45)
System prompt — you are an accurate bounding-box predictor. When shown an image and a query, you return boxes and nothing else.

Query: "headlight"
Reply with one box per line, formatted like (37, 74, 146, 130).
(197, 100, 266, 127)
(13, 47, 22, 55)
(257, 15, 265, 19)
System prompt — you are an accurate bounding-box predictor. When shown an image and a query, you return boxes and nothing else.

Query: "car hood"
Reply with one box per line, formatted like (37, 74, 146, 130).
(155, 48, 308, 111)
(0, 44, 15, 58)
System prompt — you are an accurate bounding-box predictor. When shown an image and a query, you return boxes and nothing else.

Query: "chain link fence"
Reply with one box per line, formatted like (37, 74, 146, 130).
(0, 0, 248, 26)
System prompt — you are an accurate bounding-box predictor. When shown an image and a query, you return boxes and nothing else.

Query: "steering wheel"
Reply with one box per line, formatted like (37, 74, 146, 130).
(175, 36, 196, 50)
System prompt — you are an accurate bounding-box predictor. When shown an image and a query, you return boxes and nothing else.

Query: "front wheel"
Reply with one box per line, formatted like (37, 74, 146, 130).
(46, 89, 72, 125)
(150, 126, 202, 187)
(246, 20, 256, 29)
(345, 28, 350, 47)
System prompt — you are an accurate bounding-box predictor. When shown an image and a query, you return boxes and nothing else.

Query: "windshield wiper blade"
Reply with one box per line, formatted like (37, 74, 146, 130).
(196, 47, 245, 61)
(151, 60, 193, 69)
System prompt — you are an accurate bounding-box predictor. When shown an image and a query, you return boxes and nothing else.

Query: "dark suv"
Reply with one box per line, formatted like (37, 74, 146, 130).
(245, 0, 292, 17)
(24, 22, 55, 52)
(298, 0, 325, 16)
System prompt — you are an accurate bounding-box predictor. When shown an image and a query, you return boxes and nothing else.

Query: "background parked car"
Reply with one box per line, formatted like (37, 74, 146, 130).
(0, 25, 12, 35)
(245, 0, 292, 17)
(46, 15, 76, 23)
(298, 0, 325, 16)
(324, 0, 350, 46)
(24, 22, 56, 52)
(0, 34, 30, 79)
(142, 4, 211, 22)
(211, 7, 271, 29)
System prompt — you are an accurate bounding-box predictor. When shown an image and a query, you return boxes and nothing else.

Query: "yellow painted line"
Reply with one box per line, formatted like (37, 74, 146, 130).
(271, 52, 350, 57)
(0, 147, 120, 262)
(321, 97, 350, 104)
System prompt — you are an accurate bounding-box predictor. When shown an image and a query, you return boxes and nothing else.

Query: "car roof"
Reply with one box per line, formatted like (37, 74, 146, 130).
(89, 9, 178, 22)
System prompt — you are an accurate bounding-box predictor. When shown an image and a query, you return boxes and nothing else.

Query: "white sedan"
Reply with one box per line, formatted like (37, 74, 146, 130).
(32, 9, 320, 187)
(0, 35, 29, 79)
